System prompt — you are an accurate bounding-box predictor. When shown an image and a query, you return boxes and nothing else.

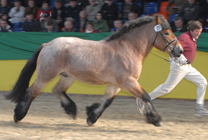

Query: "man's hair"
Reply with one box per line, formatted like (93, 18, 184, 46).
(174, 17, 183, 21)
(187, 20, 202, 31)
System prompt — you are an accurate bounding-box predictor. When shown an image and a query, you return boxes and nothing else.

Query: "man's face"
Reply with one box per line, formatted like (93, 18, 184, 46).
(188, 0, 195, 4)
(79, 11, 86, 18)
(0, 21, 7, 29)
(1, 0, 7, 6)
(55, 2, 62, 9)
(14, 1, 21, 7)
(114, 21, 122, 28)
(28, 0, 35, 7)
(191, 28, 202, 39)
(70, 1, 77, 7)
(174, 20, 183, 28)
(65, 21, 73, 29)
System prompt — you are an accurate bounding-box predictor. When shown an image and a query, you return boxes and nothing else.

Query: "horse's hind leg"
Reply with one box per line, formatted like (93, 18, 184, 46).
(14, 79, 49, 123)
(86, 86, 120, 126)
(14, 68, 59, 123)
(52, 72, 77, 119)
(122, 78, 162, 127)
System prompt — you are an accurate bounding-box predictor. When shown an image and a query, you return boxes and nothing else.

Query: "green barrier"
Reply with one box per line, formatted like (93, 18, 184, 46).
(0, 32, 208, 60)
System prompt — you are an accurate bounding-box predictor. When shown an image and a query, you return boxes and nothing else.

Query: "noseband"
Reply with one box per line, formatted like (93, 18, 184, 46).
(153, 25, 177, 52)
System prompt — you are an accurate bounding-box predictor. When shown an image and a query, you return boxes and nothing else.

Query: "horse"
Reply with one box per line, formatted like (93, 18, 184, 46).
(5, 15, 183, 127)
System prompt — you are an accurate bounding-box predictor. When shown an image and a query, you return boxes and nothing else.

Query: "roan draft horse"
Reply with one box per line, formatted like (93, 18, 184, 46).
(5, 15, 183, 127)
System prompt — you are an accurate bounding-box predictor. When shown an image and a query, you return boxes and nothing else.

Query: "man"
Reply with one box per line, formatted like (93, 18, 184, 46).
(61, 20, 76, 32)
(73, 10, 88, 32)
(171, 17, 187, 32)
(0, 0, 10, 15)
(65, 0, 82, 22)
(40, 12, 58, 32)
(85, 0, 101, 21)
(137, 21, 208, 116)
(8, 0, 25, 24)
(22, 12, 40, 32)
(110, 20, 122, 32)
(0, 19, 12, 32)
(52, 0, 65, 30)
(178, 0, 200, 25)
(25, 0, 39, 19)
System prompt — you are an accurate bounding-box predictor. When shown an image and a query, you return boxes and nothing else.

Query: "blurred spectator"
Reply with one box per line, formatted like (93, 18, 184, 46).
(171, 16, 187, 32)
(85, 0, 101, 21)
(43, 20, 58, 32)
(40, 12, 58, 31)
(128, 12, 137, 21)
(52, 0, 65, 30)
(178, 0, 200, 25)
(166, 0, 187, 19)
(8, 0, 25, 24)
(92, 12, 109, 32)
(0, 0, 10, 15)
(0, 19, 12, 32)
(25, 0, 39, 19)
(36, 1, 52, 21)
(22, 12, 40, 32)
(120, 0, 142, 20)
(81, 21, 98, 33)
(110, 19, 122, 32)
(65, 0, 82, 22)
(0, 12, 11, 25)
(61, 20, 76, 32)
(73, 10, 88, 32)
(100, 0, 118, 29)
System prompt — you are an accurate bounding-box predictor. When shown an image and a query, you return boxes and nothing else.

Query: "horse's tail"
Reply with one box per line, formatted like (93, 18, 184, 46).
(5, 44, 44, 103)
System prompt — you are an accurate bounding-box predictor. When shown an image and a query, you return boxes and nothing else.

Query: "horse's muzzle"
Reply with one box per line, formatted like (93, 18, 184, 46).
(171, 45, 183, 57)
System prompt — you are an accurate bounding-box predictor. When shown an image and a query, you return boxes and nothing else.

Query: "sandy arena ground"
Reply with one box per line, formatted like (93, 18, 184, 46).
(1, 91, 208, 140)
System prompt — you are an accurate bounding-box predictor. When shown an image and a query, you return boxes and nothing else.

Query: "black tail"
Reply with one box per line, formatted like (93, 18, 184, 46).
(5, 45, 44, 103)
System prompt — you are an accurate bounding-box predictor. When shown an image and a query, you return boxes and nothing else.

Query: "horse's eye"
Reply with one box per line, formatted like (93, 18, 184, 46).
(164, 32, 169, 35)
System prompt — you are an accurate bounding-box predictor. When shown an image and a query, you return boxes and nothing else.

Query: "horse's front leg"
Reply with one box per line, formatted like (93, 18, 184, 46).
(122, 77, 162, 127)
(86, 86, 120, 126)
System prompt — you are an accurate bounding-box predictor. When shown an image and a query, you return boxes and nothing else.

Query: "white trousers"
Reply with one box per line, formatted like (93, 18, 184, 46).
(149, 61, 207, 105)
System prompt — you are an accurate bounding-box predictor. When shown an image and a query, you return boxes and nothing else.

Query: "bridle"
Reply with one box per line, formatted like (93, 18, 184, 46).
(153, 24, 178, 52)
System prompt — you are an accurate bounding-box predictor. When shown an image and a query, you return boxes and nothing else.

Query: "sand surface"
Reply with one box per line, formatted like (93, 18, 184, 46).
(1, 91, 208, 140)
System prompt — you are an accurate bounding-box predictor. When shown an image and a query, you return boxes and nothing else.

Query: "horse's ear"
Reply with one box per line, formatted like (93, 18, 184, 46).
(155, 15, 162, 25)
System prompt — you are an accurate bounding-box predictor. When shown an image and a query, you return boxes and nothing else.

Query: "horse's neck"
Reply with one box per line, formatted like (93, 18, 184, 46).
(120, 25, 155, 59)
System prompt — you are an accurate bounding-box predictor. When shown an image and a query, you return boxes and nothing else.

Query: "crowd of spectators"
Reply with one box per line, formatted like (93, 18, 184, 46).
(0, 0, 208, 33)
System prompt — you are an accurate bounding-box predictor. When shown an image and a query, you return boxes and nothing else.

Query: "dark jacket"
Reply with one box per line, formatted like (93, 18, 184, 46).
(100, 2, 118, 21)
(0, 6, 10, 15)
(73, 18, 88, 32)
(178, 2, 200, 24)
(22, 20, 40, 32)
(52, 6, 65, 21)
(65, 5, 82, 20)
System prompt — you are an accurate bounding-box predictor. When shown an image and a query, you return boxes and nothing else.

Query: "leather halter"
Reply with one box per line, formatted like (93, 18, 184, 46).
(153, 25, 178, 52)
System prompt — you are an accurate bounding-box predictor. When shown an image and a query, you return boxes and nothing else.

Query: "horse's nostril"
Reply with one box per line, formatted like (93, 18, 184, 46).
(180, 50, 183, 54)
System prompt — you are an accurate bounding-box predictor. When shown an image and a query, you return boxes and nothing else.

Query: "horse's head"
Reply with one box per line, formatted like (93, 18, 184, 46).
(153, 15, 183, 57)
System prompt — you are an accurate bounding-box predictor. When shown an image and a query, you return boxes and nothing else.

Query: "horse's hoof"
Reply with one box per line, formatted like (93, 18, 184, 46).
(71, 115, 76, 120)
(153, 122, 162, 127)
(13, 116, 19, 123)
(87, 118, 94, 126)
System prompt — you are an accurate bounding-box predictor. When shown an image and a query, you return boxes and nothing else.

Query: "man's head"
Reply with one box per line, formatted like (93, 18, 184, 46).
(70, 0, 77, 7)
(174, 17, 184, 28)
(89, 0, 96, 6)
(79, 10, 86, 18)
(86, 21, 94, 31)
(128, 12, 137, 21)
(188, 0, 195, 4)
(28, 0, 35, 8)
(114, 20, 122, 29)
(0, 19, 8, 29)
(125, 0, 132, 4)
(54, 0, 62, 9)
(42, 1, 49, 10)
(25, 12, 34, 21)
(64, 20, 73, 29)
(188, 20, 202, 39)
(14, 0, 21, 8)
(107, 0, 113, 5)
(96, 12, 102, 20)
(1, 0, 8, 7)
